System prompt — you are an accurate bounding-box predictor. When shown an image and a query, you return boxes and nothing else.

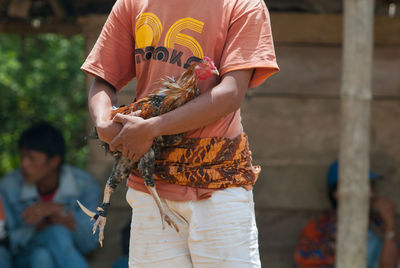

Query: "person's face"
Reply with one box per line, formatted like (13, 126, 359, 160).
(19, 148, 60, 184)
(333, 181, 377, 202)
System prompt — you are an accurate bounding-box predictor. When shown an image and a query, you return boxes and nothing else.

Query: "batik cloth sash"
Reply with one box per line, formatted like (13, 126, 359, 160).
(132, 133, 260, 189)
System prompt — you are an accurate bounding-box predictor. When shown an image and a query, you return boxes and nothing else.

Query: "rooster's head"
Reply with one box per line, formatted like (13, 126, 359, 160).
(194, 57, 219, 81)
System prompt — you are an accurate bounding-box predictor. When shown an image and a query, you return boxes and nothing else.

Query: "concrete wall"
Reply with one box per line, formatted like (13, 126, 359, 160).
(82, 13, 400, 267)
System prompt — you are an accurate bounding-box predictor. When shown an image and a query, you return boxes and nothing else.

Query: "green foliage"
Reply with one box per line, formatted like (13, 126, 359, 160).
(0, 34, 88, 177)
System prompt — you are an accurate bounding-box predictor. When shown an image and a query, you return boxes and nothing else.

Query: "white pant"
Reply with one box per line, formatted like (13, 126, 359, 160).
(126, 187, 261, 268)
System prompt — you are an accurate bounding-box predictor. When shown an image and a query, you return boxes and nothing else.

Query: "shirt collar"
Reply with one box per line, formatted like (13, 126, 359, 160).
(20, 165, 79, 202)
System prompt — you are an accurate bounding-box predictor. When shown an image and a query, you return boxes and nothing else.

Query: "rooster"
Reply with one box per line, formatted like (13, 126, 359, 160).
(77, 57, 219, 246)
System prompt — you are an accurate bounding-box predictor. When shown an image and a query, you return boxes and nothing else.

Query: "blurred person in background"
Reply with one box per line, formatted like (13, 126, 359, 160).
(0, 122, 100, 268)
(294, 161, 400, 268)
(0, 194, 11, 268)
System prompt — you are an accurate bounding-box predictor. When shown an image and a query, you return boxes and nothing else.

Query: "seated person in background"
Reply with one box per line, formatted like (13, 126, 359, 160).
(0, 122, 100, 268)
(0, 194, 11, 268)
(294, 161, 399, 268)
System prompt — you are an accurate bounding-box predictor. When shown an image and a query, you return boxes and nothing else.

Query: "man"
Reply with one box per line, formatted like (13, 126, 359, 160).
(82, 0, 279, 266)
(0, 122, 100, 268)
(294, 161, 399, 268)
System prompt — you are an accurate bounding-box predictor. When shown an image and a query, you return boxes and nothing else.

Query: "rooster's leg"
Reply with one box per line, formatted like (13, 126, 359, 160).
(139, 148, 186, 232)
(97, 155, 134, 245)
(79, 154, 134, 247)
(92, 184, 113, 247)
(145, 185, 180, 232)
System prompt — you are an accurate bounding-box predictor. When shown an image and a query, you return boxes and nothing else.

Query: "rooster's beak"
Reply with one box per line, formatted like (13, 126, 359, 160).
(212, 69, 220, 76)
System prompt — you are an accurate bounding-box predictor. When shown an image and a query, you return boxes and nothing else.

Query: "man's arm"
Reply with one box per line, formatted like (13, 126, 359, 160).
(380, 236, 398, 268)
(372, 198, 399, 268)
(110, 68, 253, 162)
(88, 77, 122, 144)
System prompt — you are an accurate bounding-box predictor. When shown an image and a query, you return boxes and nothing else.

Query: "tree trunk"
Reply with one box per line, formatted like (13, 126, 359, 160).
(336, 0, 375, 267)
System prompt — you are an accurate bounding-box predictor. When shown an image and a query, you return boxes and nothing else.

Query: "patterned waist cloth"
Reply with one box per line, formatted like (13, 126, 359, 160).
(128, 133, 260, 189)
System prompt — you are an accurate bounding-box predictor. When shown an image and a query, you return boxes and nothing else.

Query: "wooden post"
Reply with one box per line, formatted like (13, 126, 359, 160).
(47, 0, 67, 19)
(336, 0, 375, 267)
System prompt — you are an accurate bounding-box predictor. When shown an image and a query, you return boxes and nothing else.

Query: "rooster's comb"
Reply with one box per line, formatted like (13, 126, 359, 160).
(202, 57, 216, 70)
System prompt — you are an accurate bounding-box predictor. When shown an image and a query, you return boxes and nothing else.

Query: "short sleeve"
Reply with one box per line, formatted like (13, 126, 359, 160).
(219, 0, 279, 88)
(81, 0, 136, 91)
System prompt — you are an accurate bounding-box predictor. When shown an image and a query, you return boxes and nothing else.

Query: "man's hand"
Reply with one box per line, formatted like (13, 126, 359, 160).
(96, 119, 122, 144)
(48, 211, 76, 232)
(110, 113, 155, 162)
(22, 202, 64, 225)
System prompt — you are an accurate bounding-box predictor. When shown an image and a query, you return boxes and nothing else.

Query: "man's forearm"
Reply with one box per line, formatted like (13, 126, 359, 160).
(380, 238, 398, 268)
(148, 69, 253, 138)
(88, 77, 122, 143)
(380, 221, 398, 268)
(88, 77, 117, 125)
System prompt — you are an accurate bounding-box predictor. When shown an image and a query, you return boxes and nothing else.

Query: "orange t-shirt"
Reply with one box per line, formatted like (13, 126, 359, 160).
(82, 0, 279, 200)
